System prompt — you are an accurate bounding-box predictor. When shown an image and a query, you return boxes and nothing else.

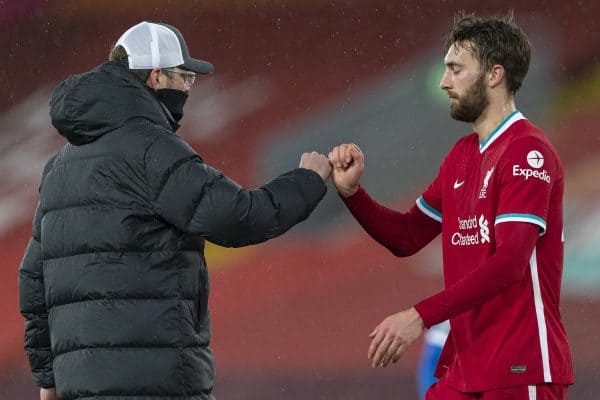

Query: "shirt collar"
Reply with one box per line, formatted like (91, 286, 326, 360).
(479, 110, 526, 153)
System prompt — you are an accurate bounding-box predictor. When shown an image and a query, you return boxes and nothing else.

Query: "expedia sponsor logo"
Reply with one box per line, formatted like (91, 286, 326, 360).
(512, 149, 551, 183)
(451, 214, 490, 246)
(527, 150, 544, 168)
(512, 165, 551, 183)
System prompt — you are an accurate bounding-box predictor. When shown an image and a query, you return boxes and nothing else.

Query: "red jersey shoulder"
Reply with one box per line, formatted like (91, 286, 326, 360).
(506, 120, 559, 156)
(499, 120, 563, 182)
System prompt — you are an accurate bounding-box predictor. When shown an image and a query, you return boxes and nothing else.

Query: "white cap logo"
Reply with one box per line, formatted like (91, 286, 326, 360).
(526, 150, 544, 168)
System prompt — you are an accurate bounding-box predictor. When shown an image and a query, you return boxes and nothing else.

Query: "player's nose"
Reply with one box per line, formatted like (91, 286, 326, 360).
(439, 70, 451, 91)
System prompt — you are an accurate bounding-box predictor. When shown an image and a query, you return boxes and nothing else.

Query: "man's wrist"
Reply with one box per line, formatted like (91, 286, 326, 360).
(408, 307, 425, 326)
(412, 302, 435, 329)
(337, 185, 358, 198)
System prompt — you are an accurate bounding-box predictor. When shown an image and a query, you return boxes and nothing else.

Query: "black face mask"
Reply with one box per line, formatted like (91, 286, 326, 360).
(156, 88, 188, 130)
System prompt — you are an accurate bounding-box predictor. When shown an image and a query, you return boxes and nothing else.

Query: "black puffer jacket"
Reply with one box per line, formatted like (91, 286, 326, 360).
(18, 62, 326, 400)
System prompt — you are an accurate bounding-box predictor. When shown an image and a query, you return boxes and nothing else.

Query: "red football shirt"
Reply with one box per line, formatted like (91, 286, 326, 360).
(413, 111, 574, 391)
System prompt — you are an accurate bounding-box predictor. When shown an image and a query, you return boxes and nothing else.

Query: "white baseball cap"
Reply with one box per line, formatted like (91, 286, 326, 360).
(115, 21, 214, 74)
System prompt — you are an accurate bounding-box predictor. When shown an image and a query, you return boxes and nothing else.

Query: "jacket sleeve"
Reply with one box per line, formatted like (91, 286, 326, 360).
(18, 201, 55, 388)
(145, 133, 327, 247)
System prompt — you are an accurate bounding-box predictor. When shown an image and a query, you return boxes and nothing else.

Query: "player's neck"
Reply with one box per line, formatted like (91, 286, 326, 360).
(473, 98, 516, 143)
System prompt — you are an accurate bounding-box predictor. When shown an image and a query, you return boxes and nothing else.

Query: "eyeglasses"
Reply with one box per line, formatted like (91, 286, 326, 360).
(161, 67, 196, 86)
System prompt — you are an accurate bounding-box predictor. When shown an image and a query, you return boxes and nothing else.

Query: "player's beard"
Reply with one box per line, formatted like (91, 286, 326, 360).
(450, 73, 489, 123)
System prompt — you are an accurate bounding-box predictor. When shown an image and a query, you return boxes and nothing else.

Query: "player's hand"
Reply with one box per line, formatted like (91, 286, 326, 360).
(299, 151, 333, 181)
(368, 307, 425, 368)
(40, 388, 57, 400)
(328, 143, 364, 197)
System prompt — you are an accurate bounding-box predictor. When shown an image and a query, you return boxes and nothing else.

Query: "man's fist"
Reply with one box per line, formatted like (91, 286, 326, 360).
(328, 143, 365, 197)
(299, 151, 333, 181)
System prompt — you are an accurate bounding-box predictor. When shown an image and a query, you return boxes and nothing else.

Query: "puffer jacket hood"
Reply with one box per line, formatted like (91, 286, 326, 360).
(49, 61, 171, 145)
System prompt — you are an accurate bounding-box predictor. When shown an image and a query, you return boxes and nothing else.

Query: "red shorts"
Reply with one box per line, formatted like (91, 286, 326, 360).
(426, 379, 568, 400)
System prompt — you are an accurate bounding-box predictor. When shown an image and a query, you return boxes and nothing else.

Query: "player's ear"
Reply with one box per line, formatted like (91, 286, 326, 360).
(488, 64, 505, 89)
(147, 69, 161, 90)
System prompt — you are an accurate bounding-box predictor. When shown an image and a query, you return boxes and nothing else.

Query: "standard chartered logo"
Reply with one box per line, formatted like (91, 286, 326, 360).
(451, 214, 490, 246)
(479, 215, 489, 243)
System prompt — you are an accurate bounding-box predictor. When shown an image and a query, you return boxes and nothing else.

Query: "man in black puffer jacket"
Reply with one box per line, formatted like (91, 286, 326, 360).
(18, 21, 331, 400)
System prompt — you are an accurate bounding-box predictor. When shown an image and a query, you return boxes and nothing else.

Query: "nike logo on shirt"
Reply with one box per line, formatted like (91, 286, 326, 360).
(454, 180, 464, 189)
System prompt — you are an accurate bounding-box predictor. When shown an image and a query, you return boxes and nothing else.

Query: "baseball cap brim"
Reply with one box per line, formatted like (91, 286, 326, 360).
(181, 58, 214, 74)
(158, 22, 214, 74)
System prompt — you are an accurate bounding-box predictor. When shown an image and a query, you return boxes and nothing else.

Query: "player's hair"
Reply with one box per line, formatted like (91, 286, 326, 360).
(445, 11, 531, 95)
(109, 45, 152, 84)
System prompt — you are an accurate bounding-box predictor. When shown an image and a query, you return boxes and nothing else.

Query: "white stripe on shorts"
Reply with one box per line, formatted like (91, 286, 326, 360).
(528, 385, 537, 400)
